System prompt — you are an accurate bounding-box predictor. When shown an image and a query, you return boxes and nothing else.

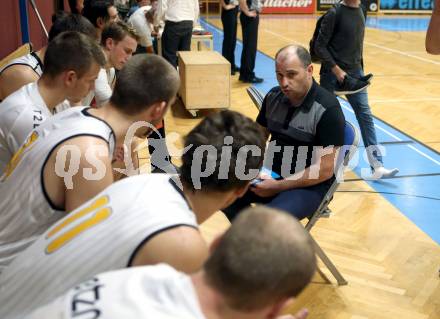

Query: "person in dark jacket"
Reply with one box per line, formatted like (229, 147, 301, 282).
(314, 0, 398, 179)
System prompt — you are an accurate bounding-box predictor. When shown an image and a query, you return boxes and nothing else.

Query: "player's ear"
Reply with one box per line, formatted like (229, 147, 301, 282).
(64, 70, 78, 87)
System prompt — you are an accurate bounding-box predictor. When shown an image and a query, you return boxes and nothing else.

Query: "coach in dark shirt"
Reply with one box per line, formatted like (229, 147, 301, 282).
(223, 45, 345, 221)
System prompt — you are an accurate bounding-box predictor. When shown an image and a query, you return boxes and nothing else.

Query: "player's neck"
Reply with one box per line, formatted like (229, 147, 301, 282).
(88, 102, 142, 145)
(191, 272, 271, 319)
(102, 48, 114, 70)
(191, 272, 223, 319)
(182, 186, 219, 224)
(37, 77, 67, 111)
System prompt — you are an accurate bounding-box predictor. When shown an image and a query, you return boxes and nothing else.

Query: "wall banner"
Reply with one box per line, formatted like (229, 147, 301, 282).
(316, 0, 379, 12)
(261, 0, 316, 14)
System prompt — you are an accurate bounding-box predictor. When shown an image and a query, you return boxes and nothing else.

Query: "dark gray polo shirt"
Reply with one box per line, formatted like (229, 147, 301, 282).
(257, 80, 345, 183)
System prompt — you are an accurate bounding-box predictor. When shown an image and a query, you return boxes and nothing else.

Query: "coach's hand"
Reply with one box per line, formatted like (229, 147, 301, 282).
(250, 175, 282, 197)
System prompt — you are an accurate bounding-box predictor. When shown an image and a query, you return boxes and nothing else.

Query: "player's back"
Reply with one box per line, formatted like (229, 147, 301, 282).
(0, 107, 115, 273)
(26, 264, 205, 319)
(0, 82, 52, 173)
(0, 174, 197, 319)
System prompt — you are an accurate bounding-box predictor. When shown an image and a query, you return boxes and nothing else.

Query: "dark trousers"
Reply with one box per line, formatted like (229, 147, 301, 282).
(132, 49, 171, 168)
(221, 7, 238, 69)
(162, 20, 193, 68)
(239, 13, 259, 80)
(223, 182, 331, 221)
(148, 123, 172, 170)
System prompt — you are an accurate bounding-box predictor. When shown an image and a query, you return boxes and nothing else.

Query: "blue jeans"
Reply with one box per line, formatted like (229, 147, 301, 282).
(320, 68, 383, 166)
(222, 182, 330, 221)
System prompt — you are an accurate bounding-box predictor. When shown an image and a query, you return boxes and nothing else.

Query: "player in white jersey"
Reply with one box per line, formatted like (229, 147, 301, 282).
(26, 207, 316, 319)
(0, 54, 180, 272)
(0, 13, 97, 101)
(83, 21, 138, 107)
(0, 31, 105, 174)
(128, 5, 155, 53)
(0, 110, 267, 319)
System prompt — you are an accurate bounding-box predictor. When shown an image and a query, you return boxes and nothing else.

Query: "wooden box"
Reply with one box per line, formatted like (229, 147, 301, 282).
(178, 51, 230, 116)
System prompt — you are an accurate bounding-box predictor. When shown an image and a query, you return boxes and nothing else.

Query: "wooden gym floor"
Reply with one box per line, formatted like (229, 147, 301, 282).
(148, 14, 440, 319)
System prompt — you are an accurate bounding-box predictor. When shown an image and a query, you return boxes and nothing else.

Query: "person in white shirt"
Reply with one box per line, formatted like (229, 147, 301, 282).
(155, 0, 199, 67)
(0, 31, 105, 175)
(0, 54, 180, 273)
(83, 21, 139, 107)
(25, 206, 315, 319)
(0, 110, 267, 319)
(0, 13, 97, 101)
(128, 5, 155, 53)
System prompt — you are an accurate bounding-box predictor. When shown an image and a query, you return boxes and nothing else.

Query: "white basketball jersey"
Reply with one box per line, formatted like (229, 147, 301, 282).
(0, 107, 115, 274)
(0, 174, 198, 319)
(26, 264, 205, 319)
(0, 52, 44, 77)
(0, 82, 52, 174)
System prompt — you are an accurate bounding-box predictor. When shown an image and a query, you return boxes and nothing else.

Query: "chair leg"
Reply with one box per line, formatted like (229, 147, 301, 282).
(311, 236, 348, 286)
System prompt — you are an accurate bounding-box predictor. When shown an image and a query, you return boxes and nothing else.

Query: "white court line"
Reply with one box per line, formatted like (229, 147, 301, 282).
(262, 29, 306, 47)
(364, 41, 440, 66)
(340, 102, 440, 166)
(370, 97, 440, 103)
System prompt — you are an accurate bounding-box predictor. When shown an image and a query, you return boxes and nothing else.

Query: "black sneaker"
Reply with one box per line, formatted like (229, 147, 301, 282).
(358, 73, 373, 83)
(334, 75, 370, 95)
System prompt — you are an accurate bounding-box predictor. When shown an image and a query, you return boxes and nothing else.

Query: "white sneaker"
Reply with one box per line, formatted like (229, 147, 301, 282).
(369, 166, 399, 180)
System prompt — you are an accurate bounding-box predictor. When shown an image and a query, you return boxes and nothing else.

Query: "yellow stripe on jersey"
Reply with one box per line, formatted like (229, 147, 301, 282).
(47, 196, 109, 238)
(1, 131, 39, 181)
(46, 207, 111, 254)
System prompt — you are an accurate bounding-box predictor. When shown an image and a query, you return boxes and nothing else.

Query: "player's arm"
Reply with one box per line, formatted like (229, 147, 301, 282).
(0, 66, 39, 100)
(426, 0, 440, 54)
(65, 137, 114, 212)
(43, 136, 114, 213)
(130, 226, 209, 273)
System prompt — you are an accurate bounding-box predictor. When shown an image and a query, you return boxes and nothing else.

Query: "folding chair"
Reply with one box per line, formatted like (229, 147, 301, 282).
(246, 86, 265, 110)
(305, 121, 360, 285)
(246, 85, 360, 285)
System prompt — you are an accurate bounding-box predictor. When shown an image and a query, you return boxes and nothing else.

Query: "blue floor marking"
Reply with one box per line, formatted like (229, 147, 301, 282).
(200, 18, 440, 244)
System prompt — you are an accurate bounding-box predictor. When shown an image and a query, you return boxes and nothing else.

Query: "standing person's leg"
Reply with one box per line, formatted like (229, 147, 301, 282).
(230, 7, 238, 70)
(319, 68, 338, 93)
(162, 22, 180, 68)
(239, 14, 254, 80)
(245, 14, 259, 79)
(177, 21, 194, 52)
(321, 68, 379, 165)
(345, 86, 382, 167)
(266, 183, 331, 220)
(239, 14, 260, 81)
(148, 121, 175, 173)
(221, 8, 238, 73)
